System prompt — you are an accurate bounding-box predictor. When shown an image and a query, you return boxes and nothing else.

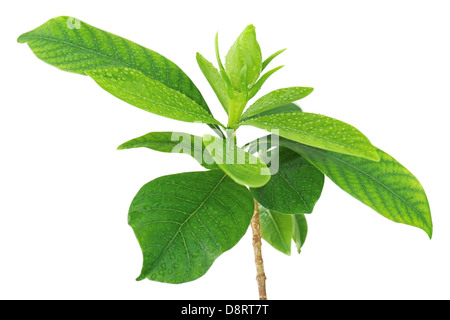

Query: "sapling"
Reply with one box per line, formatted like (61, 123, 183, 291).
(18, 17, 432, 300)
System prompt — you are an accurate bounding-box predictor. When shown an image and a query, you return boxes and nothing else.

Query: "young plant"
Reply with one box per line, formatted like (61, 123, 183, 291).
(18, 17, 432, 299)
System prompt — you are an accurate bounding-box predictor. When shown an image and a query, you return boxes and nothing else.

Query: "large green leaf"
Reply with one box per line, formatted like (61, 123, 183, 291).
(129, 170, 254, 283)
(241, 87, 313, 121)
(203, 135, 270, 188)
(18, 16, 219, 125)
(292, 214, 308, 254)
(259, 206, 292, 255)
(251, 148, 325, 214)
(118, 131, 218, 170)
(282, 139, 433, 238)
(87, 67, 220, 124)
(240, 112, 380, 161)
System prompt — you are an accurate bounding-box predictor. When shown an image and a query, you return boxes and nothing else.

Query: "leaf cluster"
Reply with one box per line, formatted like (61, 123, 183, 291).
(18, 17, 432, 284)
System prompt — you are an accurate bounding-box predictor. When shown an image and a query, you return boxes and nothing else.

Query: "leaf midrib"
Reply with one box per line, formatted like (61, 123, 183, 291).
(278, 173, 310, 211)
(90, 71, 215, 121)
(22, 34, 213, 118)
(21, 35, 128, 70)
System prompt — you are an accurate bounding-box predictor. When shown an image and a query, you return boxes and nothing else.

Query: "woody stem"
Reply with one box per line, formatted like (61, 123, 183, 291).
(251, 200, 267, 300)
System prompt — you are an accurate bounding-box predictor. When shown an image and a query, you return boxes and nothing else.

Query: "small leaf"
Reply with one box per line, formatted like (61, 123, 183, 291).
(215, 32, 230, 87)
(17, 16, 216, 120)
(118, 131, 218, 170)
(196, 53, 230, 114)
(203, 135, 270, 188)
(86, 67, 220, 124)
(240, 112, 380, 161)
(225, 25, 262, 91)
(282, 139, 433, 238)
(259, 206, 292, 255)
(251, 148, 325, 214)
(292, 214, 308, 254)
(248, 65, 284, 100)
(129, 170, 254, 283)
(241, 87, 313, 121)
(262, 49, 286, 71)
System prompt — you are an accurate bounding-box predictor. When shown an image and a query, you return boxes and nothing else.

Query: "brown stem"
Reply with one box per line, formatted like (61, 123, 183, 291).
(251, 200, 267, 300)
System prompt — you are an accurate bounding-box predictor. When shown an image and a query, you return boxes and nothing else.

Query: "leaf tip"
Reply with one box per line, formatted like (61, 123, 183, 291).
(136, 274, 146, 281)
(425, 225, 433, 240)
(365, 149, 381, 162)
(17, 33, 28, 43)
(117, 142, 130, 150)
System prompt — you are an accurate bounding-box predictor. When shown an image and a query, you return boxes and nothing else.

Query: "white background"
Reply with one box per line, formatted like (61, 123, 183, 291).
(1, 0, 449, 300)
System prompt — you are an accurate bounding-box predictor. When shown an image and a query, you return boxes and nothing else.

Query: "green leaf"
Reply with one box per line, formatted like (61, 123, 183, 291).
(203, 135, 270, 188)
(118, 131, 218, 170)
(282, 139, 433, 238)
(259, 206, 309, 255)
(225, 25, 262, 91)
(248, 65, 284, 100)
(129, 170, 254, 283)
(241, 87, 313, 121)
(215, 32, 231, 88)
(259, 206, 292, 255)
(292, 214, 308, 254)
(86, 67, 220, 124)
(244, 134, 276, 154)
(246, 103, 302, 120)
(240, 112, 380, 161)
(262, 49, 286, 71)
(251, 148, 325, 214)
(196, 53, 230, 114)
(18, 16, 218, 124)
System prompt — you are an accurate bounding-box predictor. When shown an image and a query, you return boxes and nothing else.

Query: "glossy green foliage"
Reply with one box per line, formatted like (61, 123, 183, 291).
(240, 112, 380, 161)
(262, 49, 286, 71)
(203, 135, 270, 188)
(282, 139, 433, 237)
(19, 18, 432, 289)
(17, 16, 219, 125)
(196, 53, 230, 114)
(248, 65, 284, 100)
(225, 25, 262, 91)
(251, 148, 324, 214)
(259, 206, 308, 255)
(241, 87, 313, 121)
(259, 206, 292, 255)
(129, 170, 254, 283)
(292, 214, 308, 254)
(245, 103, 302, 120)
(118, 131, 218, 170)
(87, 67, 220, 124)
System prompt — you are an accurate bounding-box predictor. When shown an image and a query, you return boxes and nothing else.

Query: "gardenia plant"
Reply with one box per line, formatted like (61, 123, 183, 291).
(18, 17, 432, 300)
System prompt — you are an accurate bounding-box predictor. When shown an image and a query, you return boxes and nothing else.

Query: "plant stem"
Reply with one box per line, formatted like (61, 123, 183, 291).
(251, 200, 267, 300)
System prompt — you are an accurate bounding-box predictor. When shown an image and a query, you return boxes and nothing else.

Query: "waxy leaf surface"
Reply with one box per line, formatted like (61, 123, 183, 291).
(283, 139, 433, 238)
(129, 170, 254, 283)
